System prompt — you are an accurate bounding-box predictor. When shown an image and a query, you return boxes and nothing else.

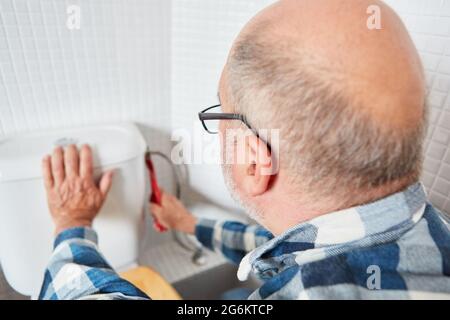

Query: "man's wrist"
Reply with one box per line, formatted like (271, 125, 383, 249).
(53, 226, 99, 248)
(178, 215, 197, 235)
(54, 219, 93, 235)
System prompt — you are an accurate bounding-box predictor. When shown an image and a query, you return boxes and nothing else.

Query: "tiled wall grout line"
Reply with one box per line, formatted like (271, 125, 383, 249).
(86, 0, 104, 123)
(25, 0, 54, 131)
(38, 0, 65, 129)
(12, 0, 43, 130)
(0, 6, 31, 133)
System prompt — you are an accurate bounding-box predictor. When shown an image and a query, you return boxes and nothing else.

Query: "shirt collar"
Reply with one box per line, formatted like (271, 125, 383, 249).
(237, 182, 427, 281)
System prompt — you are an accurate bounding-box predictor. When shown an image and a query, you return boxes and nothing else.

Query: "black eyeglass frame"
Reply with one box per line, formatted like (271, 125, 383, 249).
(198, 104, 272, 151)
(198, 104, 255, 135)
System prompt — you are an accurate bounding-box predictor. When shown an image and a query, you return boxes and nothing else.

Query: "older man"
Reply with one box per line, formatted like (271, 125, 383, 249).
(39, 0, 449, 299)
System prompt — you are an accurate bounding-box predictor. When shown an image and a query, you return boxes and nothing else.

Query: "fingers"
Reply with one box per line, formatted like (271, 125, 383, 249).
(99, 170, 114, 197)
(64, 144, 79, 179)
(51, 147, 65, 186)
(46, 144, 110, 193)
(79, 144, 93, 179)
(162, 191, 179, 207)
(150, 202, 169, 229)
(160, 190, 173, 204)
(150, 202, 162, 217)
(42, 155, 54, 189)
(48, 144, 92, 186)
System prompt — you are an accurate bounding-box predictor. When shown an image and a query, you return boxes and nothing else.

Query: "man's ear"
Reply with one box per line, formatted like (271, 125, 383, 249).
(241, 134, 274, 197)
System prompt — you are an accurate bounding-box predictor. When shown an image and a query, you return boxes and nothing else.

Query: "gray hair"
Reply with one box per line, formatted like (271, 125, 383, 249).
(226, 31, 427, 203)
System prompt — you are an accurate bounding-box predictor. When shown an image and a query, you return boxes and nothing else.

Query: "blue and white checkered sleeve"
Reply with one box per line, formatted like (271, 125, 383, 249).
(195, 218, 274, 265)
(38, 227, 149, 300)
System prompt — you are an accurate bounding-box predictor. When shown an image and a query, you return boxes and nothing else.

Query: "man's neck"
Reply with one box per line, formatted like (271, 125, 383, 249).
(257, 191, 335, 236)
(258, 177, 416, 236)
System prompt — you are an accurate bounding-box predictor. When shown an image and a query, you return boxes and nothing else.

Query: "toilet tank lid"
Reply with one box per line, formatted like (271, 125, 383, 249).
(0, 123, 147, 183)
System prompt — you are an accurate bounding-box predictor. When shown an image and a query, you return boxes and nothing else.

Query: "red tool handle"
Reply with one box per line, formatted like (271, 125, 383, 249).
(145, 152, 167, 232)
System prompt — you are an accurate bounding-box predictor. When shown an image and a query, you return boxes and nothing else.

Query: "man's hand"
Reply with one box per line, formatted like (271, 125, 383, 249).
(42, 144, 114, 235)
(150, 192, 197, 234)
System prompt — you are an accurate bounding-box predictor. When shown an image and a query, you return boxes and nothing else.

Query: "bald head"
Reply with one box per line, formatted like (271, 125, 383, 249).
(229, 0, 425, 126)
(221, 0, 427, 203)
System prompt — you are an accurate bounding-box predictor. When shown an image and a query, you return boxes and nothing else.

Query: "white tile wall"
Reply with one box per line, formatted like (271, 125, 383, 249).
(0, 0, 172, 149)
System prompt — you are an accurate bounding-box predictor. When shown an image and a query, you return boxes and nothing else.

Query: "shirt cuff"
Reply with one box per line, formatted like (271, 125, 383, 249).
(54, 226, 98, 249)
(195, 218, 219, 251)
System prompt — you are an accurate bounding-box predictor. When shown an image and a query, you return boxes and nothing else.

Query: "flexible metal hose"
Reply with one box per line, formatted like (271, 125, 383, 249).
(148, 151, 207, 265)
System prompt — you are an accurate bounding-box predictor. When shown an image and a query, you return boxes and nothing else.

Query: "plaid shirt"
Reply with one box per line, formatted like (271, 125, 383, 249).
(39, 183, 450, 300)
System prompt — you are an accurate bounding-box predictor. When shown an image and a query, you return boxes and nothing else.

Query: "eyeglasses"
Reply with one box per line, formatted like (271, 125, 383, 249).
(198, 104, 256, 135)
(198, 104, 273, 153)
